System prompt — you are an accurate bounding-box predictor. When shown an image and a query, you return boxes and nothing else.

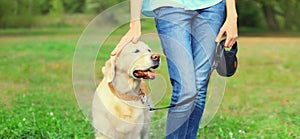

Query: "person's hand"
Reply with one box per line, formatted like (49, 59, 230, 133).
(111, 21, 141, 56)
(215, 17, 238, 48)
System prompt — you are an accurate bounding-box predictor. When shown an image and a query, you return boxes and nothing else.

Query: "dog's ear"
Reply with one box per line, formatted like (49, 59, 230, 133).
(102, 56, 116, 83)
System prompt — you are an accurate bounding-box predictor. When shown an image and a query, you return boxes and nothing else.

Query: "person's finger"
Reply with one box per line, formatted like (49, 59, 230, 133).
(225, 34, 238, 48)
(111, 36, 132, 56)
(111, 43, 122, 55)
(215, 28, 225, 42)
(224, 38, 230, 48)
(229, 39, 236, 47)
(111, 46, 122, 56)
(110, 55, 117, 65)
(111, 48, 121, 56)
(132, 35, 141, 44)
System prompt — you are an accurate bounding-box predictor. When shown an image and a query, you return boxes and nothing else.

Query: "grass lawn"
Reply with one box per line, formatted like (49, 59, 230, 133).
(0, 27, 299, 138)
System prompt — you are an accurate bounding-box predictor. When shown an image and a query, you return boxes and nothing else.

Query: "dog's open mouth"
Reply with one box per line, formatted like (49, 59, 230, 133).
(133, 65, 159, 79)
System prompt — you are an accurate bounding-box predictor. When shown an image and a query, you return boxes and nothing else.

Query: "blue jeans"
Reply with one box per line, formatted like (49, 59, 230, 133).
(153, 1, 225, 138)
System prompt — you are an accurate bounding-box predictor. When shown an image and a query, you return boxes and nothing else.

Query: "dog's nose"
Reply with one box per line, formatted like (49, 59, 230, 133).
(151, 54, 160, 61)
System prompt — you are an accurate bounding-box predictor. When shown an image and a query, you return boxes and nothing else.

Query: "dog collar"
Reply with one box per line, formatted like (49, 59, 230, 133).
(108, 83, 144, 101)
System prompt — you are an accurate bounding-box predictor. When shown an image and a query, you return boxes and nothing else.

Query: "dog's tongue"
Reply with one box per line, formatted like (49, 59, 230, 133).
(147, 71, 156, 77)
(133, 70, 157, 79)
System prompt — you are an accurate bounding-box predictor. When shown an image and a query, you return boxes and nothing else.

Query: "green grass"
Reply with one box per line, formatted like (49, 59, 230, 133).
(208, 37, 300, 139)
(0, 27, 299, 138)
(0, 33, 94, 138)
(0, 27, 84, 36)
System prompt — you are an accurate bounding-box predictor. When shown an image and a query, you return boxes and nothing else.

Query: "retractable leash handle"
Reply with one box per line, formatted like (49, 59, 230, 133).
(216, 39, 238, 77)
(143, 39, 238, 111)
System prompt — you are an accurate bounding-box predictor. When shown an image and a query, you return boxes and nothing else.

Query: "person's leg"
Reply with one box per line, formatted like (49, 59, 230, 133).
(153, 7, 196, 138)
(185, 1, 226, 138)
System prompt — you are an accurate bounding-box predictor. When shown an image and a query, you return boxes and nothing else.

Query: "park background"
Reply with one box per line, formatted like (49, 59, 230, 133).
(0, 0, 299, 138)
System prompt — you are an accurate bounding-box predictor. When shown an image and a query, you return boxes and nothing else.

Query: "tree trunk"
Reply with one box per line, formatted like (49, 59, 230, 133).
(29, 0, 32, 14)
(262, 4, 280, 31)
(14, 0, 18, 15)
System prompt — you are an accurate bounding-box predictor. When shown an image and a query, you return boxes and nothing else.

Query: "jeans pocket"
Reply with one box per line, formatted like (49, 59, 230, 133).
(153, 6, 173, 17)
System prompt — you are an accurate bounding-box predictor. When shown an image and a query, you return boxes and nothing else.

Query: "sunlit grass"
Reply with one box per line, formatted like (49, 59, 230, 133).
(0, 27, 299, 138)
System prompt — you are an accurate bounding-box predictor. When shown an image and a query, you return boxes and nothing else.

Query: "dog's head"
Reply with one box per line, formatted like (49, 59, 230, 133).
(103, 41, 160, 83)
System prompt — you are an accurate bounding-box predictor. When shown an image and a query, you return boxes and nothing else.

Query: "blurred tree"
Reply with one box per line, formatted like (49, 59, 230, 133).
(277, 0, 300, 31)
(0, 0, 299, 31)
(254, 0, 280, 30)
(36, 0, 51, 15)
(253, 0, 300, 31)
(50, 0, 64, 16)
(85, 0, 125, 13)
(236, 0, 265, 29)
(0, 0, 36, 28)
(0, 1, 13, 17)
(63, 0, 86, 13)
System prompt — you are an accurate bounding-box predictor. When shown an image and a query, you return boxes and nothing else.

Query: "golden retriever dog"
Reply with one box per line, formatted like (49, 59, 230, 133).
(92, 41, 160, 139)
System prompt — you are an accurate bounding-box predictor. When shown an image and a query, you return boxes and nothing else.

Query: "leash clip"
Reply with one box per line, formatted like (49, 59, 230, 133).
(141, 93, 154, 111)
(140, 93, 147, 104)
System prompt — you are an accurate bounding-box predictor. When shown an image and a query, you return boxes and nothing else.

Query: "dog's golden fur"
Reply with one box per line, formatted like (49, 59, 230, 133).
(92, 42, 159, 139)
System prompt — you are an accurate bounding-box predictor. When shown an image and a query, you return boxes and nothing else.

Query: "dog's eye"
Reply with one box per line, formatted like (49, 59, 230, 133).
(148, 49, 151, 52)
(134, 49, 140, 53)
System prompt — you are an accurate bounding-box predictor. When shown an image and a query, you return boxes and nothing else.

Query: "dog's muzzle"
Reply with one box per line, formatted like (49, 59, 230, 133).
(133, 54, 160, 79)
